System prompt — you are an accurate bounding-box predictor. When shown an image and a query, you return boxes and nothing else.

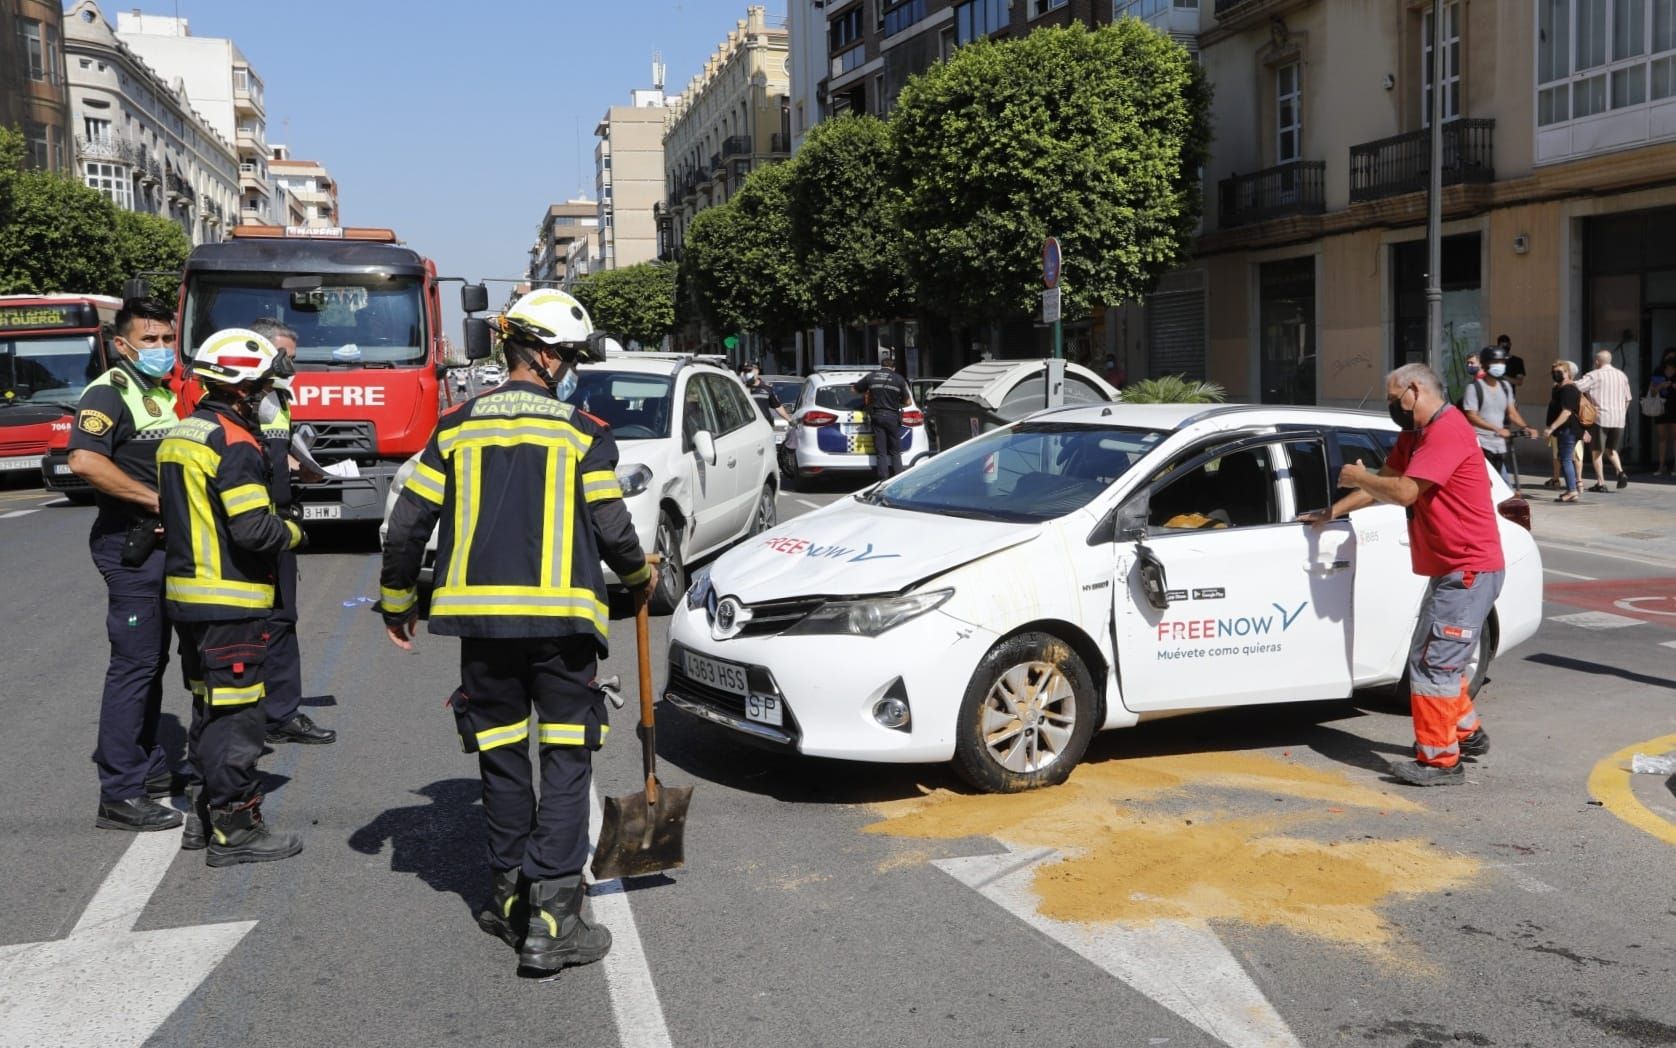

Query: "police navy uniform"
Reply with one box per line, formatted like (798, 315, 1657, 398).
(258, 399, 306, 731)
(158, 402, 304, 810)
(68, 360, 178, 803)
(381, 379, 649, 882)
(854, 366, 912, 480)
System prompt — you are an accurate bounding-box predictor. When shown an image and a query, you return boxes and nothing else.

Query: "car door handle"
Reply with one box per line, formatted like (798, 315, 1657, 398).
(726, 457, 737, 468)
(755, 447, 765, 456)
(1309, 559, 1351, 572)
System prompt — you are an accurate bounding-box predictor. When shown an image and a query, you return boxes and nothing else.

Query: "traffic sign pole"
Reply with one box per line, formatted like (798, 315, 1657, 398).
(1042, 237, 1064, 362)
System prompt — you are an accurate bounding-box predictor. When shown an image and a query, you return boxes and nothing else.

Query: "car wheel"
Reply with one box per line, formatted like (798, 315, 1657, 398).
(748, 482, 776, 536)
(953, 632, 1098, 793)
(651, 511, 686, 616)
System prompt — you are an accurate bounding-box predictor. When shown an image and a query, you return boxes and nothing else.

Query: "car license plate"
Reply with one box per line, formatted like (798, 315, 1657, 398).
(0, 455, 41, 471)
(52, 463, 73, 475)
(301, 504, 342, 521)
(745, 692, 783, 727)
(852, 435, 874, 454)
(684, 650, 749, 697)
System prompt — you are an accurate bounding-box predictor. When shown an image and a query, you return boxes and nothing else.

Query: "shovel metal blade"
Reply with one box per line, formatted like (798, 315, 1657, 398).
(591, 780, 693, 881)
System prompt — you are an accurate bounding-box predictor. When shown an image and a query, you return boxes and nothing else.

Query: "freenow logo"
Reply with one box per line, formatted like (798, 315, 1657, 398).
(1156, 601, 1309, 642)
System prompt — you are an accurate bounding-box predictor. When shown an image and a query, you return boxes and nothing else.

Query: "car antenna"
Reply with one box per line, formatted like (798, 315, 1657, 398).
(1356, 381, 1377, 410)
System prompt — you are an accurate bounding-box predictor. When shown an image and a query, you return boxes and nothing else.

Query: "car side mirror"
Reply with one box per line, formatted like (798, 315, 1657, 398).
(1135, 542, 1171, 610)
(464, 317, 492, 361)
(460, 283, 489, 314)
(1090, 493, 1150, 546)
(692, 429, 718, 466)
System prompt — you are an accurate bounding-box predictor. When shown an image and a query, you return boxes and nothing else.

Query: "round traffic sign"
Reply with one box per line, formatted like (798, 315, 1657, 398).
(1042, 237, 1062, 289)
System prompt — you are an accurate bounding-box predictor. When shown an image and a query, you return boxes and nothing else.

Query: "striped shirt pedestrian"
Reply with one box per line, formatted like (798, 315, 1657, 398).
(1577, 356, 1633, 428)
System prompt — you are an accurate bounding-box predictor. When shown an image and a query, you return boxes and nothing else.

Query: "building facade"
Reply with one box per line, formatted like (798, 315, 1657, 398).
(1, 0, 71, 172)
(62, 0, 239, 245)
(268, 149, 339, 229)
(114, 9, 274, 225)
(526, 200, 600, 287)
(596, 85, 673, 270)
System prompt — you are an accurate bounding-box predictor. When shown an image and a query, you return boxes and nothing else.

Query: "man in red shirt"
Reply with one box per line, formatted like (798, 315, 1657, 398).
(1303, 363, 1504, 785)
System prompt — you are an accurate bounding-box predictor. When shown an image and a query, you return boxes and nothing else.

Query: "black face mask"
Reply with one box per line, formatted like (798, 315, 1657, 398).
(1552, 371, 1566, 384)
(1388, 393, 1416, 431)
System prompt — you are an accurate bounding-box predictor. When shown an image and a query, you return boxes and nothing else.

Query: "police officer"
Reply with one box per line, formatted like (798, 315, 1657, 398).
(381, 289, 655, 976)
(854, 347, 913, 480)
(742, 361, 790, 423)
(69, 298, 183, 831)
(160, 328, 308, 865)
(247, 318, 335, 746)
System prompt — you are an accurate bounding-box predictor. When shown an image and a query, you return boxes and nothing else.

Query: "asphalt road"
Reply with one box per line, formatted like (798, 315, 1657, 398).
(1, 474, 1674, 1048)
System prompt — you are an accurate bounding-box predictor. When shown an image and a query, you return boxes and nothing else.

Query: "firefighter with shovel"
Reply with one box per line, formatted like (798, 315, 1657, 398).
(379, 290, 656, 975)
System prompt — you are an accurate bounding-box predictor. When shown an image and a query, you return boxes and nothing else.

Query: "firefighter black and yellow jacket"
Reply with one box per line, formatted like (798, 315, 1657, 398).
(159, 402, 304, 622)
(380, 379, 650, 652)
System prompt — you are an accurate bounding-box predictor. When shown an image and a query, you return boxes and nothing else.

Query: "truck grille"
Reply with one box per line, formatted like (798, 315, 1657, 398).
(301, 420, 375, 458)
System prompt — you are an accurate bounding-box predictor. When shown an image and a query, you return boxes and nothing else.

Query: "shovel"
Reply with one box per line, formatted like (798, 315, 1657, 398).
(591, 580, 692, 881)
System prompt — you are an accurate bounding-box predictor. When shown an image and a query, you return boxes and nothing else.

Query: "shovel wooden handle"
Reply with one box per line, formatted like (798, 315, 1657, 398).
(637, 554, 660, 805)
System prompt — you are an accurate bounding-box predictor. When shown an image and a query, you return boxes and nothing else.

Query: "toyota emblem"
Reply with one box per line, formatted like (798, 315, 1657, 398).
(716, 597, 739, 631)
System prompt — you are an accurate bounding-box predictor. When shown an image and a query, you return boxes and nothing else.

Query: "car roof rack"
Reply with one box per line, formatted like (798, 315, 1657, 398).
(597, 350, 732, 381)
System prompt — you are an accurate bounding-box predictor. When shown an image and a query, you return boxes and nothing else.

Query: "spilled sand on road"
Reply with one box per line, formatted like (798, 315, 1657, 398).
(866, 753, 1478, 950)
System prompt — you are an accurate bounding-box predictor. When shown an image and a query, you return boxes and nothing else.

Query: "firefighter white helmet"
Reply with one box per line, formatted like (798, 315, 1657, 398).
(497, 289, 595, 358)
(193, 328, 280, 388)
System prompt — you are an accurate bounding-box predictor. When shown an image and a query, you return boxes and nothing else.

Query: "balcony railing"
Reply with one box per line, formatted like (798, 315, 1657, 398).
(1213, 0, 1256, 14)
(722, 135, 752, 158)
(1217, 160, 1326, 228)
(1349, 119, 1495, 204)
(709, 152, 724, 178)
(883, 0, 927, 36)
(770, 131, 791, 154)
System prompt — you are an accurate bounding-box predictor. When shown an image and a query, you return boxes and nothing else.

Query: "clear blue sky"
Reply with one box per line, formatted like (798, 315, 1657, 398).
(156, 0, 786, 329)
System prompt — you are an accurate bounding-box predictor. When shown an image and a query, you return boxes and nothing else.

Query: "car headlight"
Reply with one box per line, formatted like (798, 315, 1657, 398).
(617, 464, 653, 498)
(686, 566, 714, 611)
(783, 588, 954, 638)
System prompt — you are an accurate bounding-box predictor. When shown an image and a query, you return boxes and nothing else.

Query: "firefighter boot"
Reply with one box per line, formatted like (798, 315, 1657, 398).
(180, 784, 210, 851)
(476, 867, 527, 949)
(518, 875, 612, 975)
(206, 796, 304, 868)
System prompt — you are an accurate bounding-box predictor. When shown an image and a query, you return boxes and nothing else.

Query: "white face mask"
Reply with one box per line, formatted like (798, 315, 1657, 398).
(258, 391, 283, 426)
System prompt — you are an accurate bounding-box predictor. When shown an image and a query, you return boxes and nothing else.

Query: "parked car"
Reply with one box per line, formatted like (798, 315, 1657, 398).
(665, 402, 1542, 792)
(780, 369, 929, 483)
(380, 352, 780, 613)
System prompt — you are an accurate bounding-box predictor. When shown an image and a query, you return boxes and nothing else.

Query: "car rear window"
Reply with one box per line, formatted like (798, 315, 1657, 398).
(814, 382, 867, 411)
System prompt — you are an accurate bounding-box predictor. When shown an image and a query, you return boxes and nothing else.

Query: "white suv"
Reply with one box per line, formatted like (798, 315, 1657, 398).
(380, 352, 779, 614)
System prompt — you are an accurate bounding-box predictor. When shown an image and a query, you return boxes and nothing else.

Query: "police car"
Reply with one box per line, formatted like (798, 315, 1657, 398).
(666, 403, 1543, 792)
(782, 369, 928, 483)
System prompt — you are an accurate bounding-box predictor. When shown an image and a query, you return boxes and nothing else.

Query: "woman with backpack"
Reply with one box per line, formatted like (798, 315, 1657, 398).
(1544, 359, 1589, 502)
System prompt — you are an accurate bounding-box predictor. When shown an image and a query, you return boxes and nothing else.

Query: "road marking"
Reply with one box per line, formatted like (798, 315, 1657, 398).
(1616, 596, 1676, 616)
(1586, 733, 1676, 849)
(0, 828, 256, 1048)
(0, 508, 39, 519)
(1542, 567, 1596, 580)
(794, 498, 822, 510)
(1537, 540, 1676, 571)
(1661, 640, 1676, 650)
(1549, 611, 1646, 630)
(934, 845, 1300, 1048)
(587, 788, 675, 1048)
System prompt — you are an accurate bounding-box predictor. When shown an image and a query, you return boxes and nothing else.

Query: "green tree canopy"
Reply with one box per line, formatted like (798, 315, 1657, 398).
(681, 162, 809, 339)
(785, 114, 909, 326)
(571, 261, 678, 348)
(114, 209, 191, 303)
(890, 22, 1210, 323)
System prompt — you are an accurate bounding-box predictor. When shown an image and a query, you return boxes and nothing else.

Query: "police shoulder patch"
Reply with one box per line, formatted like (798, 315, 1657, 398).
(77, 409, 114, 435)
(109, 369, 129, 391)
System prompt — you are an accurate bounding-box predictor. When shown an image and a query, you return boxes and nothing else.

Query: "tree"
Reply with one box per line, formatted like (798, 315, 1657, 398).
(0, 162, 122, 296)
(785, 114, 910, 326)
(890, 22, 1210, 324)
(114, 209, 191, 302)
(681, 162, 809, 340)
(571, 261, 678, 348)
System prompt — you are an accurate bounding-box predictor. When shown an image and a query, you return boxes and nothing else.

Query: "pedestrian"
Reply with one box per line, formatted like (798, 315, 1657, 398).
(1495, 334, 1527, 391)
(1650, 352, 1676, 477)
(1462, 345, 1537, 486)
(741, 359, 791, 424)
(1576, 346, 1633, 491)
(1300, 363, 1501, 786)
(1544, 360, 1590, 502)
(1103, 352, 1126, 390)
(67, 298, 183, 831)
(159, 328, 307, 866)
(380, 289, 655, 976)
(854, 347, 913, 481)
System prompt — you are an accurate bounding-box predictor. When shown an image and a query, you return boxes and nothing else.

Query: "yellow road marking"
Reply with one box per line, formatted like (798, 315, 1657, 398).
(1587, 732, 1676, 848)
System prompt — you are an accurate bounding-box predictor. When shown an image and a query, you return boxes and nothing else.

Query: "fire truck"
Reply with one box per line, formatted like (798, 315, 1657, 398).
(0, 294, 122, 500)
(176, 225, 458, 524)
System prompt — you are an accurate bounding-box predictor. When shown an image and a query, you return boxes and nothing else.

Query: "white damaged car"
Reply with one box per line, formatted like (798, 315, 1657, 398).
(665, 403, 1543, 792)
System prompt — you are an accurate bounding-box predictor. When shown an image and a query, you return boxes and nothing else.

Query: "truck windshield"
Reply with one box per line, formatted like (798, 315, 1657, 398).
(183, 273, 426, 367)
(0, 335, 100, 406)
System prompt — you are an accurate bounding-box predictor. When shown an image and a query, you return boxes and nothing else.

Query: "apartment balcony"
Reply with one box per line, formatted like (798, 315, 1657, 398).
(1349, 119, 1495, 204)
(75, 133, 138, 165)
(1213, 0, 1304, 29)
(709, 152, 724, 179)
(235, 126, 266, 154)
(722, 135, 752, 158)
(234, 87, 264, 120)
(769, 131, 791, 155)
(166, 173, 196, 209)
(1217, 161, 1326, 228)
(239, 170, 269, 196)
(204, 199, 224, 226)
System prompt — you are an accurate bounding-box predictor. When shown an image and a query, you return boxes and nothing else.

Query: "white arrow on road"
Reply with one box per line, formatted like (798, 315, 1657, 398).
(934, 845, 1301, 1048)
(0, 828, 256, 1048)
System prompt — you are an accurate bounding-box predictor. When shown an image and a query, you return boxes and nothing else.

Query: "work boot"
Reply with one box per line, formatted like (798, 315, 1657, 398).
(476, 867, 527, 949)
(180, 784, 210, 851)
(1412, 729, 1490, 762)
(517, 875, 611, 975)
(206, 796, 303, 868)
(1391, 760, 1465, 787)
(265, 713, 337, 745)
(95, 796, 183, 832)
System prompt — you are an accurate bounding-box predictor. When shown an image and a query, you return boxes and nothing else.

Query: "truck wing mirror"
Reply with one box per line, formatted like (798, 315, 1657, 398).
(460, 283, 489, 314)
(122, 277, 151, 301)
(464, 317, 492, 361)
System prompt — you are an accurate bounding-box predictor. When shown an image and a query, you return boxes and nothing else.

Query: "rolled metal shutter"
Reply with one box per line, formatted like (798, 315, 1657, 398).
(1147, 288, 1206, 380)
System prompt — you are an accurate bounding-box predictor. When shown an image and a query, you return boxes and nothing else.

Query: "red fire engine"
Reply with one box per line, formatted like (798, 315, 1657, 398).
(0, 294, 122, 501)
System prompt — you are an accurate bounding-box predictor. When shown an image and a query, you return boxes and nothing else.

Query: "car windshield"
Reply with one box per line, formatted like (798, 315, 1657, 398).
(183, 272, 426, 367)
(813, 380, 869, 411)
(769, 379, 801, 406)
(567, 370, 673, 440)
(871, 422, 1165, 523)
(0, 335, 100, 406)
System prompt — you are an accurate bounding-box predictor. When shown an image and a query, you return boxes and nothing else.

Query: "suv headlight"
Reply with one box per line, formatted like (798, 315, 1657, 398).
(616, 464, 653, 498)
(686, 566, 714, 611)
(783, 589, 954, 638)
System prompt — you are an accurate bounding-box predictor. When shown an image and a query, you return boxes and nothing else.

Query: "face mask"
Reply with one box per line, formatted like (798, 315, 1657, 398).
(1466, 364, 1481, 376)
(1488, 364, 1506, 378)
(132, 345, 177, 378)
(1388, 390, 1416, 431)
(258, 391, 283, 427)
(548, 364, 577, 401)
(1552, 371, 1566, 384)
(743, 370, 758, 382)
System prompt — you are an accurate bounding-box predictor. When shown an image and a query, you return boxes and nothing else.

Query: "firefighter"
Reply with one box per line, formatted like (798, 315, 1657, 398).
(380, 289, 655, 975)
(160, 328, 308, 865)
(68, 297, 183, 831)
(247, 318, 336, 746)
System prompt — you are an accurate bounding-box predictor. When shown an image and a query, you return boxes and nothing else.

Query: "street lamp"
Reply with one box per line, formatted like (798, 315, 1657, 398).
(1425, 0, 1445, 378)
